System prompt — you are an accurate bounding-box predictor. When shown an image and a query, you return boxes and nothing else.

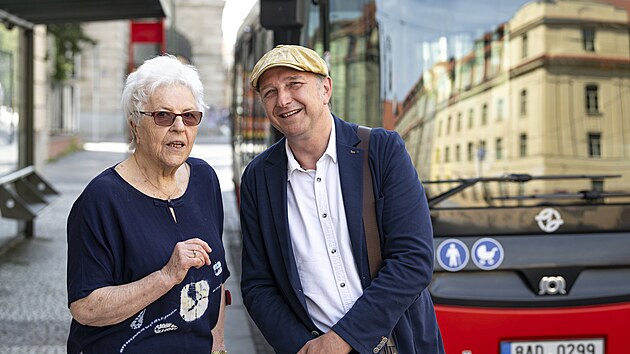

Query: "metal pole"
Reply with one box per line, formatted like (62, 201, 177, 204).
(319, 0, 329, 53)
(22, 28, 35, 237)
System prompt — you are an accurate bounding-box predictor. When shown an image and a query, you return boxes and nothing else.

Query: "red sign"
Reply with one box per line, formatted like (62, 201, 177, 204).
(128, 19, 165, 73)
(130, 21, 164, 43)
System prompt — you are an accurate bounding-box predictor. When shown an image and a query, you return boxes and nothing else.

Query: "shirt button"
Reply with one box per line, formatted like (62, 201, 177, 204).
(340, 282, 346, 287)
(331, 249, 337, 254)
(316, 177, 321, 182)
(322, 213, 327, 218)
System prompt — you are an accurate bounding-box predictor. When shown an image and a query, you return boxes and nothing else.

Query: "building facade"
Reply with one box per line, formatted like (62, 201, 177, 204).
(395, 0, 630, 203)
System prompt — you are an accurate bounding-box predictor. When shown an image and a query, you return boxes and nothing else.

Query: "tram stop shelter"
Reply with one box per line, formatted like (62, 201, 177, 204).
(0, 0, 165, 239)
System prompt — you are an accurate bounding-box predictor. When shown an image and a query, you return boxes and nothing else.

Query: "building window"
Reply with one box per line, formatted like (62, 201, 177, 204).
(478, 140, 487, 161)
(456, 144, 461, 162)
(467, 142, 474, 161)
(496, 98, 504, 121)
(521, 33, 528, 58)
(435, 148, 441, 164)
(519, 133, 527, 157)
(437, 120, 442, 137)
(481, 103, 488, 125)
(445, 146, 450, 163)
(495, 138, 503, 160)
(468, 108, 474, 129)
(520, 89, 527, 116)
(583, 28, 595, 52)
(592, 180, 603, 192)
(588, 133, 601, 158)
(457, 112, 462, 131)
(447, 116, 452, 135)
(586, 84, 599, 114)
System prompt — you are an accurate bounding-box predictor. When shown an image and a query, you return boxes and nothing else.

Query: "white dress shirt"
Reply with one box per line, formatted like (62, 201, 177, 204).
(286, 117, 363, 332)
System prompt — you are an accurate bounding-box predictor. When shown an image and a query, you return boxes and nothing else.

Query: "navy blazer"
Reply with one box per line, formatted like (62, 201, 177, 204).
(240, 116, 444, 354)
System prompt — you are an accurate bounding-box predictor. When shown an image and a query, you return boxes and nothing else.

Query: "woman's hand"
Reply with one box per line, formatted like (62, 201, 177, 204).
(69, 238, 214, 327)
(161, 238, 213, 286)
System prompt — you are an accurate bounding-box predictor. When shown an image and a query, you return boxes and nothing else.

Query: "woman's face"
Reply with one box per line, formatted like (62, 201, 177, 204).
(134, 84, 199, 169)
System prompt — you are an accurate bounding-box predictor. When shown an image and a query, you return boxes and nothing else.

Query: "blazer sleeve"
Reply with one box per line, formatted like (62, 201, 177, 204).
(239, 165, 314, 353)
(331, 130, 435, 353)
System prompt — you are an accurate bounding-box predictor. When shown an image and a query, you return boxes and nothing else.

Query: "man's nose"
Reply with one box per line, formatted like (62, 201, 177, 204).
(276, 88, 292, 107)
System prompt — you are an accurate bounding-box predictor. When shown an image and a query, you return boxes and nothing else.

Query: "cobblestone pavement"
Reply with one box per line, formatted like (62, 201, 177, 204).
(0, 138, 273, 353)
(0, 148, 118, 353)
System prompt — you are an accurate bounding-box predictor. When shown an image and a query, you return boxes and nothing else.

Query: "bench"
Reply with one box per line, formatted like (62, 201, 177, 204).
(0, 166, 59, 221)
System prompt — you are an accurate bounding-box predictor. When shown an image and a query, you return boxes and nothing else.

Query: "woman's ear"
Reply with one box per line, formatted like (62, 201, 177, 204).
(130, 120, 139, 143)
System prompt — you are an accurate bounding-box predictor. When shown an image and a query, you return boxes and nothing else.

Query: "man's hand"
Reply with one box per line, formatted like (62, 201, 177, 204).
(297, 330, 352, 354)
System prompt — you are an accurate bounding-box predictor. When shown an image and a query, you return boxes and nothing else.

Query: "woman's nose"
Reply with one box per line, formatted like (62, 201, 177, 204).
(169, 116, 186, 131)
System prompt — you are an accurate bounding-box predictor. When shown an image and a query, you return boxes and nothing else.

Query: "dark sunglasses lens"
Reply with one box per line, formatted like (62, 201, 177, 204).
(150, 111, 202, 126)
(153, 111, 176, 126)
(182, 112, 203, 126)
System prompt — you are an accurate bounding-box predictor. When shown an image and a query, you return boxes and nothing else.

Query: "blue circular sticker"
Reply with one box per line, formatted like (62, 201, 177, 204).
(436, 239, 469, 272)
(471, 238, 504, 270)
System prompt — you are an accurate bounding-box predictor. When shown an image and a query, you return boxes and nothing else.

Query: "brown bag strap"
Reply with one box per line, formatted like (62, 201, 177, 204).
(357, 125, 382, 280)
(358, 126, 399, 353)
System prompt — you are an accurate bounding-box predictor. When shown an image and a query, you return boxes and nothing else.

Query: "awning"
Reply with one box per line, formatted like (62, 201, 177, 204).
(0, 0, 165, 26)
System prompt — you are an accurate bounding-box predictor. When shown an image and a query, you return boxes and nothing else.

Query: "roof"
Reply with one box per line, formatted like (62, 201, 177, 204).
(0, 0, 165, 26)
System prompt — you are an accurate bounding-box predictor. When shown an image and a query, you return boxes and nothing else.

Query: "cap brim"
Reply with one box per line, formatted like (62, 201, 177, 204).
(252, 62, 308, 89)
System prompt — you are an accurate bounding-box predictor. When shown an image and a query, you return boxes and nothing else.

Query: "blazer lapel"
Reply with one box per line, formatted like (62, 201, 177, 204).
(335, 117, 369, 279)
(263, 141, 309, 311)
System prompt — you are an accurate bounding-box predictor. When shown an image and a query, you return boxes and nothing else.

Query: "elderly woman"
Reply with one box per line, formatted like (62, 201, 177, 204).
(66, 54, 229, 354)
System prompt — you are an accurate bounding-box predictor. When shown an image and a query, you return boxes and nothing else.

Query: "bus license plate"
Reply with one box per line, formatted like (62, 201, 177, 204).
(500, 338, 604, 354)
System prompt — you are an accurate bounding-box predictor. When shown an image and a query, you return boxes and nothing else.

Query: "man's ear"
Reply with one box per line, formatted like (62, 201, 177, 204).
(323, 76, 333, 105)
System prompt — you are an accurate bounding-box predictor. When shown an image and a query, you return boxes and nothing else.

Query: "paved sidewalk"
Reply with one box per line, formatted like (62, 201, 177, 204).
(0, 139, 273, 353)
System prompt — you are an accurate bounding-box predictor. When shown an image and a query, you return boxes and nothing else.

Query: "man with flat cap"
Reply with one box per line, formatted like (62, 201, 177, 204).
(240, 45, 444, 354)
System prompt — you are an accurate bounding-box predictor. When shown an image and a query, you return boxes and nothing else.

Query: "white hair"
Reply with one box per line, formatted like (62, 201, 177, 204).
(121, 54, 208, 149)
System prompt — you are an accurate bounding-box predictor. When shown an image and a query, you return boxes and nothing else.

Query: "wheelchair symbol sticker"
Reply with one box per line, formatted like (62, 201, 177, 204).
(437, 239, 469, 272)
(471, 238, 504, 270)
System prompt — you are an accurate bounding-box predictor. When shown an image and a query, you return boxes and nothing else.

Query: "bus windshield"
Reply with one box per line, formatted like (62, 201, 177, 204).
(299, 0, 630, 210)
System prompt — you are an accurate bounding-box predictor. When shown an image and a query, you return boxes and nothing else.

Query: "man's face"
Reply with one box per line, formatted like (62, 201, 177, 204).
(257, 66, 332, 141)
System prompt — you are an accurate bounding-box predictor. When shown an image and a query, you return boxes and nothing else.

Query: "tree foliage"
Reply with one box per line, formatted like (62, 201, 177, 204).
(48, 23, 96, 83)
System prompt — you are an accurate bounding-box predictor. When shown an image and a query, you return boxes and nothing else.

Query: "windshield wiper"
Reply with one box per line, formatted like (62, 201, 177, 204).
(425, 173, 622, 207)
(490, 191, 630, 202)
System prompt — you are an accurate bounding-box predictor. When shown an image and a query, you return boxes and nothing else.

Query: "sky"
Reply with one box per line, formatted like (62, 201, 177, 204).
(222, 0, 257, 51)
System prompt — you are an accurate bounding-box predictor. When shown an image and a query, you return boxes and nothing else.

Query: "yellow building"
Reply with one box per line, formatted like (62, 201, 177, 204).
(396, 0, 630, 206)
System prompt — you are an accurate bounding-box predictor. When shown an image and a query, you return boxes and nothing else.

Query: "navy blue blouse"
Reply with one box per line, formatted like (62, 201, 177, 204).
(67, 157, 230, 353)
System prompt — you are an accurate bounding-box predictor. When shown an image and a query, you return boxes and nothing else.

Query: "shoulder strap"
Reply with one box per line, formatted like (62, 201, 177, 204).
(357, 125, 382, 280)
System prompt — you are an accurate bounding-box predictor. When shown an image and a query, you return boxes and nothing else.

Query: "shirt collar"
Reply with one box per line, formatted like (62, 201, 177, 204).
(286, 115, 337, 181)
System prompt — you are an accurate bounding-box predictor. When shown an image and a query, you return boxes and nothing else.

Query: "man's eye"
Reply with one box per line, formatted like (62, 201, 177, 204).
(155, 111, 170, 117)
(182, 112, 194, 118)
(289, 82, 303, 88)
(263, 90, 276, 98)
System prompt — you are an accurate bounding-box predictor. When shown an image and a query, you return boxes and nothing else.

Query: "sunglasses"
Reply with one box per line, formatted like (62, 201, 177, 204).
(139, 111, 203, 126)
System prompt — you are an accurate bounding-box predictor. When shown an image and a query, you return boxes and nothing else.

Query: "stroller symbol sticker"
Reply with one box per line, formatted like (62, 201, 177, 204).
(472, 238, 504, 270)
(437, 239, 469, 272)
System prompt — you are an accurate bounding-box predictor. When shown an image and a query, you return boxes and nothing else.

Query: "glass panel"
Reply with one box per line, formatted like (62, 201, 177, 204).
(0, 26, 19, 176)
(0, 25, 20, 240)
(231, 0, 630, 209)
(305, 0, 380, 127)
(377, 0, 630, 207)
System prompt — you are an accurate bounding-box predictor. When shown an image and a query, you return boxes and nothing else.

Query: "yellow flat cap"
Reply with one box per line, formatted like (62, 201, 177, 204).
(250, 45, 329, 89)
